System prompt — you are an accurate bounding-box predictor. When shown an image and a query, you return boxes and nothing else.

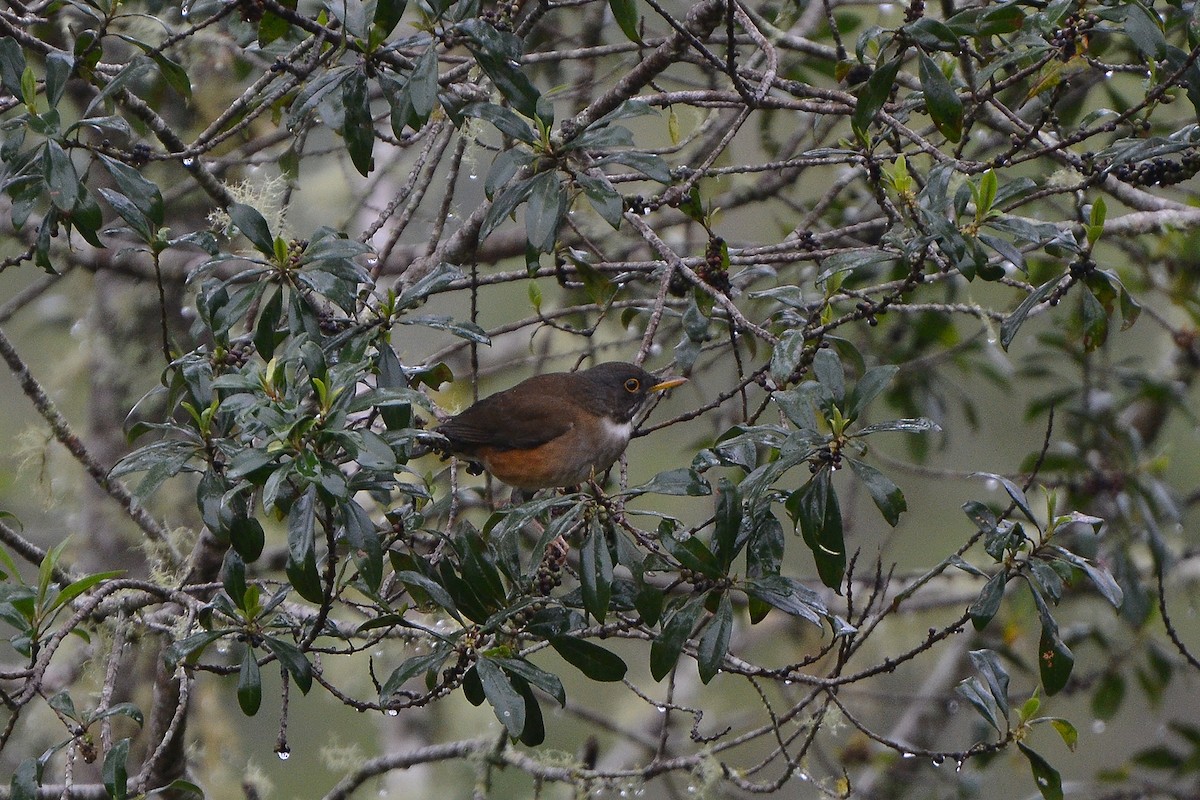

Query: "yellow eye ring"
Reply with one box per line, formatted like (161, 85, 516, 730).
(624, 378, 641, 393)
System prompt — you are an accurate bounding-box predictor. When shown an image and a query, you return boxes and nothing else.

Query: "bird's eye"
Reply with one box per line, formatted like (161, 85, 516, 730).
(624, 378, 640, 393)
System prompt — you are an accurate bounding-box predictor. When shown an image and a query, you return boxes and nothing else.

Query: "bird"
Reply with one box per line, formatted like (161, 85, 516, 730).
(436, 362, 687, 490)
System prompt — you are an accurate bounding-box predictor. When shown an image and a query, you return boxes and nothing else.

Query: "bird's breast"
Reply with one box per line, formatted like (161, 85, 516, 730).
(475, 416, 634, 489)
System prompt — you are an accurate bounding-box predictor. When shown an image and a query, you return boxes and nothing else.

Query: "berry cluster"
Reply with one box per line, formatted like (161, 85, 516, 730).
(809, 442, 843, 473)
(216, 343, 251, 368)
(1049, 11, 1098, 61)
(698, 237, 733, 295)
(533, 536, 569, 596)
(1109, 151, 1200, 187)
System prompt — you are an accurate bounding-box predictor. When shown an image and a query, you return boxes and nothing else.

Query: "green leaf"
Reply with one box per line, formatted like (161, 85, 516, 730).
(1019, 743, 1063, 800)
(480, 175, 538, 242)
(395, 570, 462, 619)
(786, 470, 846, 591)
(1091, 670, 1125, 721)
(846, 458, 906, 526)
(102, 738, 130, 800)
(456, 19, 542, 120)
(380, 648, 452, 701)
(957, 677, 1001, 732)
(477, 657, 525, 737)
(1124, 3, 1166, 59)
(845, 364, 897, 421)
(1086, 197, 1106, 246)
(975, 472, 1037, 525)
(697, 594, 732, 684)
(569, 256, 618, 306)
(98, 188, 154, 241)
(627, 468, 711, 497)
(1038, 622, 1074, 696)
(1047, 718, 1077, 752)
(903, 17, 960, 50)
(549, 636, 628, 681)
(10, 757, 39, 800)
(968, 649, 1011, 724)
(44, 140, 80, 212)
(261, 635, 313, 693)
(770, 329, 808, 384)
(513, 674, 545, 746)
(743, 575, 827, 626)
(581, 526, 613, 622)
(851, 55, 904, 141)
(1081, 286, 1108, 351)
(1000, 277, 1058, 350)
(114, 34, 192, 100)
(594, 150, 671, 183)
(1050, 546, 1123, 609)
(918, 53, 962, 142)
(0, 37, 25, 96)
(525, 170, 566, 252)
(89, 702, 144, 728)
(373, 0, 407, 36)
(285, 486, 323, 603)
(661, 531, 723, 579)
(946, 1, 1026, 36)
(745, 512, 784, 623)
(650, 597, 705, 681)
(577, 173, 623, 228)
(712, 478, 743, 569)
(1132, 745, 1181, 770)
(490, 657, 566, 706)
(461, 102, 536, 143)
(237, 648, 262, 716)
(254, 288, 284, 361)
(152, 779, 206, 799)
(969, 571, 1007, 630)
(166, 630, 229, 666)
(44, 52, 73, 109)
(609, 0, 642, 43)
(229, 203, 275, 256)
(408, 44, 439, 118)
(50, 569, 123, 612)
(343, 68, 375, 176)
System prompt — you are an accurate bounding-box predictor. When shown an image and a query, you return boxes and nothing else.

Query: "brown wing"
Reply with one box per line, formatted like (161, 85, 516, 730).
(437, 382, 576, 453)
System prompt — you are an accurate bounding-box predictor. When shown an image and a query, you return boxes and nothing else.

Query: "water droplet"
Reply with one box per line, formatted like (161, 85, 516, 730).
(955, 758, 964, 773)
(1092, 719, 1106, 734)
(1105, 70, 1114, 79)
(182, 157, 195, 168)
(387, 709, 399, 717)
(276, 748, 291, 761)
(932, 755, 945, 766)
(469, 173, 478, 181)
(902, 752, 916, 759)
